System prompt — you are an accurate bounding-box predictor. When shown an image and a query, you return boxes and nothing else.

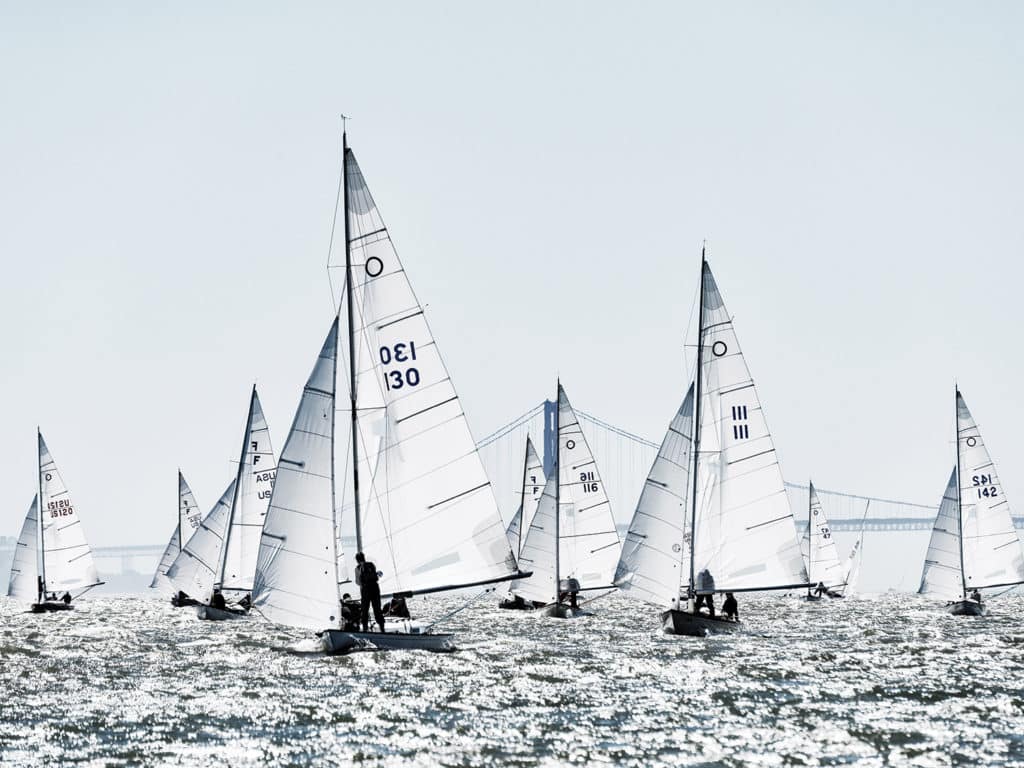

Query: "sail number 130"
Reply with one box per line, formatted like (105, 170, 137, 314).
(380, 342, 421, 390)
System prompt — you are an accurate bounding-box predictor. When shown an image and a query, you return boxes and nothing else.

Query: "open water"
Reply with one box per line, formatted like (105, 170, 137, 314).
(1, 592, 1023, 767)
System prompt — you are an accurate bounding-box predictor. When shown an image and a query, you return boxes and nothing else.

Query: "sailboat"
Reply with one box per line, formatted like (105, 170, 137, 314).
(252, 131, 527, 652)
(165, 480, 237, 610)
(507, 382, 621, 618)
(614, 252, 808, 636)
(803, 482, 847, 599)
(165, 385, 277, 620)
(6, 431, 104, 612)
(918, 388, 1024, 616)
(150, 471, 203, 596)
(498, 436, 548, 610)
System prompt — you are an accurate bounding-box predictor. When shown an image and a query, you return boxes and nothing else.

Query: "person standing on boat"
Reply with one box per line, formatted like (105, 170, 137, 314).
(694, 568, 716, 617)
(355, 552, 386, 633)
(722, 592, 738, 621)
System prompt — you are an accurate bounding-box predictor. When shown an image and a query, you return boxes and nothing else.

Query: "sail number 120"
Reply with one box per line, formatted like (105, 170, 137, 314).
(380, 342, 420, 390)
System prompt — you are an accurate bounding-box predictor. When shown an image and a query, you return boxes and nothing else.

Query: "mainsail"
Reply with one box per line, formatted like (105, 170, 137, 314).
(253, 318, 341, 630)
(613, 384, 694, 607)
(956, 391, 1024, 591)
(150, 472, 203, 589)
(218, 387, 277, 593)
(689, 260, 807, 592)
(37, 432, 102, 597)
(7, 496, 40, 602)
(166, 480, 236, 600)
(344, 147, 518, 596)
(505, 436, 545, 557)
(806, 483, 845, 590)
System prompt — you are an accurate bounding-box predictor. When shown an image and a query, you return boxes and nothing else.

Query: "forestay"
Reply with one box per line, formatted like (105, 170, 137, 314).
(7, 497, 39, 602)
(614, 385, 694, 607)
(166, 480, 236, 601)
(219, 389, 277, 592)
(505, 437, 545, 557)
(344, 150, 518, 595)
(253, 318, 342, 631)
(38, 433, 102, 596)
(514, 471, 559, 604)
(806, 483, 846, 589)
(956, 392, 1024, 591)
(556, 385, 621, 588)
(151, 472, 203, 589)
(691, 263, 807, 591)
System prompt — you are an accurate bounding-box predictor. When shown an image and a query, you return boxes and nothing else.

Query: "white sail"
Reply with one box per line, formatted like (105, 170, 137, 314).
(345, 150, 518, 595)
(150, 472, 203, 589)
(513, 471, 559, 604)
(919, 468, 963, 600)
(842, 539, 863, 597)
(614, 385, 694, 607)
(506, 436, 545, 557)
(7, 496, 40, 602)
(219, 388, 277, 593)
(690, 262, 807, 592)
(253, 318, 342, 631)
(555, 385, 621, 588)
(38, 432, 102, 596)
(806, 483, 846, 590)
(166, 479, 236, 600)
(957, 391, 1024, 591)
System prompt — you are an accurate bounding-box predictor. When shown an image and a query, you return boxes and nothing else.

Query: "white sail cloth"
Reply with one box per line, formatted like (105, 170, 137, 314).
(506, 436, 545, 557)
(253, 318, 342, 631)
(151, 472, 203, 589)
(806, 483, 846, 590)
(166, 480, 236, 601)
(344, 150, 518, 596)
(219, 389, 277, 592)
(690, 263, 807, 592)
(513, 471, 559, 604)
(614, 385, 694, 607)
(37, 433, 102, 596)
(7, 497, 40, 601)
(956, 392, 1024, 591)
(919, 468, 963, 600)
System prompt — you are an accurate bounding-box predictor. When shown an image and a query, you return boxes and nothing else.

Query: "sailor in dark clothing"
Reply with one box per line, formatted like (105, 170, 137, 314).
(559, 577, 581, 611)
(61, 592, 71, 605)
(340, 593, 361, 631)
(813, 581, 827, 598)
(694, 592, 716, 617)
(238, 594, 252, 611)
(970, 589, 982, 604)
(355, 552, 386, 633)
(384, 596, 410, 619)
(693, 568, 716, 617)
(210, 589, 227, 611)
(722, 592, 738, 621)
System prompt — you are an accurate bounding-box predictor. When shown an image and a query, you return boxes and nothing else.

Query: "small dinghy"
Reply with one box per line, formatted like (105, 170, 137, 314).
(498, 437, 547, 611)
(506, 382, 621, 618)
(918, 389, 1024, 616)
(613, 251, 810, 636)
(197, 604, 249, 621)
(150, 471, 204, 595)
(801, 483, 850, 600)
(253, 130, 529, 652)
(7, 431, 104, 613)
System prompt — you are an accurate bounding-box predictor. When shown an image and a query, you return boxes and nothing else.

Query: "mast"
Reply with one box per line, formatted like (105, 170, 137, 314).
(177, 469, 184, 554)
(807, 480, 813, 594)
(955, 385, 967, 599)
(330, 312, 341, 625)
(37, 428, 46, 602)
(217, 385, 257, 590)
(687, 249, 707, 599)
(342, 128, 363, 554)
(554, 380, 561, 603)
(517, 439, 530, 559)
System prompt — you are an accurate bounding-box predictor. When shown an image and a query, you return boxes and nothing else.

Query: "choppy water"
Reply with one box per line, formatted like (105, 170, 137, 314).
(1, 593, 1023, 767)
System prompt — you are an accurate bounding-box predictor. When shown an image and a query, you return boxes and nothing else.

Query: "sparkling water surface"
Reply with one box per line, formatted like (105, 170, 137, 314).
(1, 593, 1023, 767)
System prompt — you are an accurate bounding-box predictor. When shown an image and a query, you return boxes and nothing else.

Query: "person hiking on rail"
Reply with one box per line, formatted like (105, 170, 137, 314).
(355, 552, 386, 633)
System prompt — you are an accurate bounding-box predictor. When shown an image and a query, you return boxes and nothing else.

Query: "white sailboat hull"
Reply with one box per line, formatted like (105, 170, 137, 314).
(948, 599, 987, 616)
(321, 629, 454, 653)
(661, 609, 740, 637)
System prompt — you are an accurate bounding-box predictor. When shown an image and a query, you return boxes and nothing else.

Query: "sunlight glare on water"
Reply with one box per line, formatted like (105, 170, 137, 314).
(1, 593, 1023, 766)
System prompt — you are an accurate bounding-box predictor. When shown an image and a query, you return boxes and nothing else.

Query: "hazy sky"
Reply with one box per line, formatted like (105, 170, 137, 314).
(2, 2, 1022, 547)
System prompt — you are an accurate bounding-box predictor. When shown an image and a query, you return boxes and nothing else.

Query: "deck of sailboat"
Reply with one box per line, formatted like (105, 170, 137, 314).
(320, 629, 455, 654)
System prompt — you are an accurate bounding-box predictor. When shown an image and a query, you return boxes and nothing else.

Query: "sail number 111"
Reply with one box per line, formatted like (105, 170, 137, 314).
(380, 342, 421, 390)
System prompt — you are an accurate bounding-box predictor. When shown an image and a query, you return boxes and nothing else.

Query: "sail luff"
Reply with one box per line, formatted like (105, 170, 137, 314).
(37, 428, 45, 598)
(342, 132, 363, 555)
(955, 387, 966, 599)
(688, 255, 706, 596)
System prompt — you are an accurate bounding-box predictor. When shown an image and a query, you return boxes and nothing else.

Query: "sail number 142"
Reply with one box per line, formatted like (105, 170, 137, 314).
(973, 473, 999, 499)
(380, 342, 421, 390)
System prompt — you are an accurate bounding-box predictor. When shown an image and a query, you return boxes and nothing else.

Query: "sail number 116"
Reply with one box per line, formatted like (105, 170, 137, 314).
(380, 342, 420, 390)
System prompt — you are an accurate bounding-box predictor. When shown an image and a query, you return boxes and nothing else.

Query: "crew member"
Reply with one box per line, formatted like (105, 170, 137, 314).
(722, 592, 739, 621)
(210, 589, 227, 610)
(355, 552, 385, 633)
